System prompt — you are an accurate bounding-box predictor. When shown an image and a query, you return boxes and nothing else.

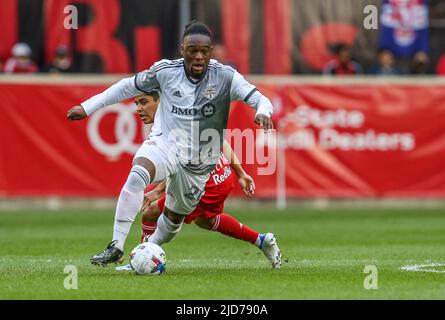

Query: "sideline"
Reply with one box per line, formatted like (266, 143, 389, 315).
(1, 197, 445, 211)
(1, 74, 445, 86)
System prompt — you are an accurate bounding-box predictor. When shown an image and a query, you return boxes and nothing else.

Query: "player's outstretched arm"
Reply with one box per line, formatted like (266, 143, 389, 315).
(75, 76, 142, 119)
(66, 68, 160, 121)
(230, 71, 274, 132)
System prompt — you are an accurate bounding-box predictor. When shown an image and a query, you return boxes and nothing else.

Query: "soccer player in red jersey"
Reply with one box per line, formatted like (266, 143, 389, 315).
(116, 92, 282, 269)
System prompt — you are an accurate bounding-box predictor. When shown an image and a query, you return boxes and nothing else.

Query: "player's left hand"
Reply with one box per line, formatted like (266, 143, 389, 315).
(254, 114, 273, 132)
(238, 174, 255, 197)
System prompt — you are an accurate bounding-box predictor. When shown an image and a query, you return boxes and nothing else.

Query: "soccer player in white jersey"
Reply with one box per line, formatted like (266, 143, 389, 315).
(66, 21, 278, 267)
(115, 92, 281, 270)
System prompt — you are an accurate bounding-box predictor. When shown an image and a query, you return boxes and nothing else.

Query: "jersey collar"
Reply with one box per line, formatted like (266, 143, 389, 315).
(183, 60, 208, 85)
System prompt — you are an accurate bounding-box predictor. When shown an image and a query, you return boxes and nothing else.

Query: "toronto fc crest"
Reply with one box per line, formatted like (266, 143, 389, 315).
(204, 85, 216, 99)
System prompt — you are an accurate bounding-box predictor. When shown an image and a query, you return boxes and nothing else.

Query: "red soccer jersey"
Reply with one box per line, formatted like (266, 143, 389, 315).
(206, 153, 234, 189)
(199, 152, 235, 212)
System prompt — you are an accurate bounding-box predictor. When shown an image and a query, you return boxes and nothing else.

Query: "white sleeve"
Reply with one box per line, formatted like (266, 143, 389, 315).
(81, 66, 160, 116)
(230, 71, 273, 117)
(80, 76, 142, 116)
(134, 66, 161, 94)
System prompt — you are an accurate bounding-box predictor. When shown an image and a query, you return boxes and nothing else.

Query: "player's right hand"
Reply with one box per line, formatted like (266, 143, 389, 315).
(238, 173, 255, 198)
(67, 105, 87, 121)
(142, 189, 162, 212)
(254, 114, 273, 133)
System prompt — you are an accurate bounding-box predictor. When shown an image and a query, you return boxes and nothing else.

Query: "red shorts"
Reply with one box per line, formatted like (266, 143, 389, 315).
(156, 174, 234, 224)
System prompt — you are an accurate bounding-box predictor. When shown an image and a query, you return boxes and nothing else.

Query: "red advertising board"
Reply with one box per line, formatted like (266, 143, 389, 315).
(1, 78, 444, 198)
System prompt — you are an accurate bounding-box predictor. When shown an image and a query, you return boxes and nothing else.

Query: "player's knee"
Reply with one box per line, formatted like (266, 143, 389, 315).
(142, 202, 161, 223)
(133, 157, 156, 182)
(124, 165, 151, 192)
(163, 207, 185, 225)
(194, 216, 214, 230)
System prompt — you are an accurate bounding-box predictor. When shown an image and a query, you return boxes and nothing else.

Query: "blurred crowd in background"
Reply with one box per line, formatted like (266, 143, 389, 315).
(3, 40, 444, 76)
(1, 0, 444, 76)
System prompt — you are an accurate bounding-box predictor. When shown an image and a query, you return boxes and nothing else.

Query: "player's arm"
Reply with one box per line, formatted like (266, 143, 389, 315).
(67, 67, 160, 121)
(223, 140, 255, 197)
(230, 70, 274, 132)
(142, 180, 166, 212)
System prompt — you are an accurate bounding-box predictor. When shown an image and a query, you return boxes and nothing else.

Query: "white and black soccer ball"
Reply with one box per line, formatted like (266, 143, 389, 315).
(129, 242, 166, 275)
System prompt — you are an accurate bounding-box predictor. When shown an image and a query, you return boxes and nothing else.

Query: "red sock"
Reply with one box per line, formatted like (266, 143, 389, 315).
(212, 213, 259, 244)
(141, 221, 157, 243)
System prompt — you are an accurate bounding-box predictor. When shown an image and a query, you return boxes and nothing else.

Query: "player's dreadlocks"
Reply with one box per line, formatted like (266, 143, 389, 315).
(183, 20, 213, 40)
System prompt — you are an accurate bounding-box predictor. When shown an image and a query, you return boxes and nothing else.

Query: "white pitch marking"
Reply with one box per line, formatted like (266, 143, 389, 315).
(401, 263, 445, 273)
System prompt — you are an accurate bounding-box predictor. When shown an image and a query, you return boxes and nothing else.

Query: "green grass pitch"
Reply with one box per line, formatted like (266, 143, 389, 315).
(1, 206, 445, 299)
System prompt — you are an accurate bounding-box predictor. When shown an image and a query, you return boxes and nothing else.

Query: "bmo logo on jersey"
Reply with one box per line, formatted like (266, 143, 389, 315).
(170, 103, 216, 118)
(171, 105, 198, 116)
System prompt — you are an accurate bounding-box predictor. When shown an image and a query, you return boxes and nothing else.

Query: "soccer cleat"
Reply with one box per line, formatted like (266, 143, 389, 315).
(90, 240, 124, 266)
(259, 233, 282, 269)
(115, 264, 133, 272)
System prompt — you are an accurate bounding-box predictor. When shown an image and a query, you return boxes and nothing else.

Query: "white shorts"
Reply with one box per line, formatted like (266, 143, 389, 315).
(134, 137, 172, 183)
(165, 167, 209, 215)
(134, 136, 209, 215)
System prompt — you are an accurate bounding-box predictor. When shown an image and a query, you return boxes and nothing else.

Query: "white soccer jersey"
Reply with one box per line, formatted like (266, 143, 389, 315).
(81, 58, 273, 174)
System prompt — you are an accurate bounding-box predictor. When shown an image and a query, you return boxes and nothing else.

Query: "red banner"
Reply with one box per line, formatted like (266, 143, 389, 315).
(1, 79, 445, 198)
(0, 82, 138, 196)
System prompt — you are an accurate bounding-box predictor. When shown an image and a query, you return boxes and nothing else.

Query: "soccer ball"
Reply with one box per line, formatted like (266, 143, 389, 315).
(129, 242, 166, 275)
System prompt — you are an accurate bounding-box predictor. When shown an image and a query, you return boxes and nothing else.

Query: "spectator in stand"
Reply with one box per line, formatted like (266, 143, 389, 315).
(0, 60, 3, 72)
(436, 54, 445, 75)
(3, 43, 38, 74)
(323, 43, 363, 76)
(368, 49, 402, 76)
(43, 46, 74, 74)
(409, 51, 432, 75)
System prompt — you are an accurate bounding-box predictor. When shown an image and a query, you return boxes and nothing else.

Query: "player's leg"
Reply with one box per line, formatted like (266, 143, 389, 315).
(191, 182, 262, 247)
(194, 213, 282, 268)
(116, 199, 184, 272)
(91, 142, 167, 266)
(147, 207, 185, 245)
(194, 214, 258, 243)
(140, 196, 164, 242)
(146, 168, 209, 246)
(112, 157, 157, 249)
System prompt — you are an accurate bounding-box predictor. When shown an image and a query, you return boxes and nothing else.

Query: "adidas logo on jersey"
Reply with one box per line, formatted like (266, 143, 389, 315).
(173, 90, 182, 97)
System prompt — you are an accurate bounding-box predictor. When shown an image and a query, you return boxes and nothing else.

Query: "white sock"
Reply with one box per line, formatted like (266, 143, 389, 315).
(147, 214, 182, 246)
(112, 165, 150, 251)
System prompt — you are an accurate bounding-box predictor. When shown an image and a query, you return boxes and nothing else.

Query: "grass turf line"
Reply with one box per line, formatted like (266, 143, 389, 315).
(1, 207, 445, 299)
